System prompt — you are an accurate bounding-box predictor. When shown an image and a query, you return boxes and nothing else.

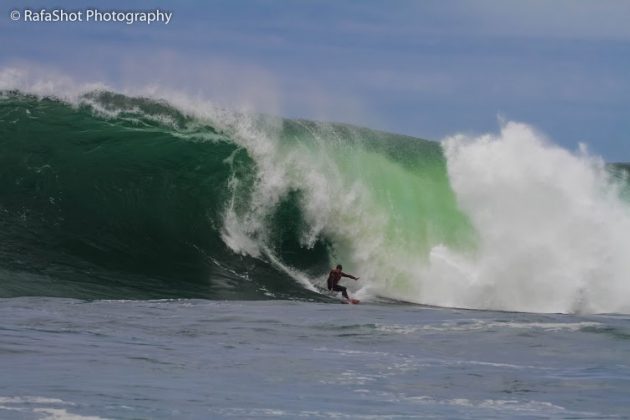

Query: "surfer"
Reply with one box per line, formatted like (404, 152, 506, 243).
(327, 264, 359, 300)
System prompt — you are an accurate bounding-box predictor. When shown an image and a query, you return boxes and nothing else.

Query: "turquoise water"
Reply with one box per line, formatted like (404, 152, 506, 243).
(0, 91, 466, 302)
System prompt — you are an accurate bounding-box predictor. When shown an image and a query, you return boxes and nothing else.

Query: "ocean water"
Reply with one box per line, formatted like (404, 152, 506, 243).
(2, 298, 629, 419)
(2, 74, 630, 418)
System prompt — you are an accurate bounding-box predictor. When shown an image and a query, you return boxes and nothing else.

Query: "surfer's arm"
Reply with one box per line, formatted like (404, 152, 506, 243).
(341, 272, 359, 280)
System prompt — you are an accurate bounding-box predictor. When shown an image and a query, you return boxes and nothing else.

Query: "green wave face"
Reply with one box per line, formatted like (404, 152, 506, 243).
(0, 91, 474, 300)
(222, 119, 476, 296)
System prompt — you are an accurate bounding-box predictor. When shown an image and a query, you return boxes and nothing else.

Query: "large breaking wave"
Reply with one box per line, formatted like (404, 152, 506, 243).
(1, 82, 629, 313)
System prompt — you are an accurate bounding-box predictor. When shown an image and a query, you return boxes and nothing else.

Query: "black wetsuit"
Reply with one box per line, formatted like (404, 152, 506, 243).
(327, 270, 356, 299)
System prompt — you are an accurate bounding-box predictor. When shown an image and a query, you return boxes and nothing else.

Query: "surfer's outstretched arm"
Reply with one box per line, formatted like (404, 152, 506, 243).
(341, 272, 359, 281)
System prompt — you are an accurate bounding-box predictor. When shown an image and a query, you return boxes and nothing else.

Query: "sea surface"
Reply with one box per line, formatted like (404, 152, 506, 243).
(2, 298, 629, 419)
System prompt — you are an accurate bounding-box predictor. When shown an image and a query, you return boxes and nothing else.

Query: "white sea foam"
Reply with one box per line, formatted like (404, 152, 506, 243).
(0, 396, 105, 420)
(439, 122, 630, 313)
(375, 320, 604, 334)
(383, 393, 603, 417)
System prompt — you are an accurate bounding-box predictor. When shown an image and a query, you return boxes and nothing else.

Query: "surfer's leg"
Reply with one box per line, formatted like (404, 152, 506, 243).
(333, 285, 349, 299)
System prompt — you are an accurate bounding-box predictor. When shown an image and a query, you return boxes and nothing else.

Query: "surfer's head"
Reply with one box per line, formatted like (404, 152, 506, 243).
(336, 264, 342, 271)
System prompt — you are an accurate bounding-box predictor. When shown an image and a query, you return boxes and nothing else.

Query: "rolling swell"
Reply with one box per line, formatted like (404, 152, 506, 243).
(2, 90, 459, 301)
(0, 91, 336, 299)
(4, 89, 630, 313)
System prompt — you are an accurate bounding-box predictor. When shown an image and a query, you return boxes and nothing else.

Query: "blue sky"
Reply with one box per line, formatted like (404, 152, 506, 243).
(2, 0, 630, 161)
